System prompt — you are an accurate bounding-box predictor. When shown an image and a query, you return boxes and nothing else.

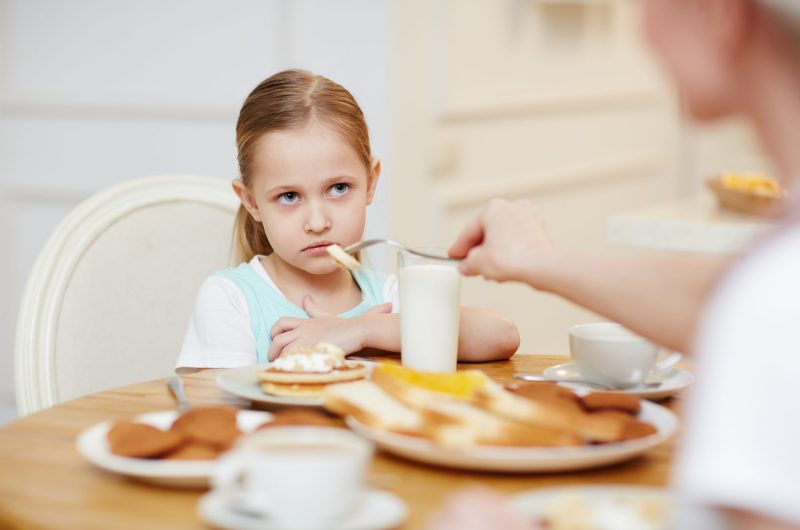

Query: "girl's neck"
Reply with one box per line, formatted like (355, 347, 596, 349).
(260, 253, 360, 312)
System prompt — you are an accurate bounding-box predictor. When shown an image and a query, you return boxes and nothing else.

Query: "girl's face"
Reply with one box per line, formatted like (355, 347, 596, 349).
(236, 119, 379, 275)
(643, 0, 740, 120)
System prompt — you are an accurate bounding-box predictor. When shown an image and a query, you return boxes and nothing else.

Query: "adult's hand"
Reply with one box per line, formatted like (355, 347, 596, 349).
(449, 199, 552, 284)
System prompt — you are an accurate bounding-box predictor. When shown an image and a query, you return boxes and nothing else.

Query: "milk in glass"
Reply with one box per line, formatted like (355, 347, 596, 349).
(398, 252, 461, 372)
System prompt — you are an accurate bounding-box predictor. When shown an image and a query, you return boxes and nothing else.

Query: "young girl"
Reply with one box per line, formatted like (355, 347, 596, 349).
(176, 69, 519, 369)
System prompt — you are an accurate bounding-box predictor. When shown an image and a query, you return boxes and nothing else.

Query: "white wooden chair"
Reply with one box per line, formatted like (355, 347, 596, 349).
(15, 175, 239, 416)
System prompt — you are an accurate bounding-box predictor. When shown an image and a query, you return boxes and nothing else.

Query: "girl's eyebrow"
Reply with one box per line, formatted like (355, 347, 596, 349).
(265, 175, 358, 196)
(265, 184, 296, 195)
(321, 175, 357, 186)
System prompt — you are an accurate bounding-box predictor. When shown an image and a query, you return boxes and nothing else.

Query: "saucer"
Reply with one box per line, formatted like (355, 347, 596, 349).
(198, 487, 408, 530)
(542, 363, 693, 400)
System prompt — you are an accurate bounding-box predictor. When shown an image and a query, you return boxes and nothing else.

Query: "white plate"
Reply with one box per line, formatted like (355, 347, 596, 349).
(216, 362, 376, 408)
(345, 400, 677, 473)
(510, 485, 671, 529)
(543, 363, 694, 401)
(198, 487, 408, 530)
(75, 410, 271, 488)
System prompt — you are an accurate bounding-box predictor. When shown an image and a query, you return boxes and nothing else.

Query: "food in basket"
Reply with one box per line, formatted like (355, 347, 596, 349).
(323, 364, 658, 449)
(257, 343, 369, 398)
(707, 172, 785, 215)
(720, 172, 782, 197)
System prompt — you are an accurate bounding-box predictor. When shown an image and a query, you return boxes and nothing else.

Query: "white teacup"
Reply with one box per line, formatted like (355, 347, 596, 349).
(569, 323, 681, 389)
(211, 426, 373, 528)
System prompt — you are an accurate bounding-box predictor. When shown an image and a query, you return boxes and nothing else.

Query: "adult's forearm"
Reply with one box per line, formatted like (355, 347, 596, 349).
(522, 250, 730, 353)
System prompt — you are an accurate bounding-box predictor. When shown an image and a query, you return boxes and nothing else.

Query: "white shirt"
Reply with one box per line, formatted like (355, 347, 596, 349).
(673, 223, 800, 526)
(175, 256, 399, 370)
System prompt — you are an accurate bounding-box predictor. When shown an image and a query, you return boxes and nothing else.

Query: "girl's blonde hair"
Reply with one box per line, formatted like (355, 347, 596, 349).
(233, 69, 372, 263)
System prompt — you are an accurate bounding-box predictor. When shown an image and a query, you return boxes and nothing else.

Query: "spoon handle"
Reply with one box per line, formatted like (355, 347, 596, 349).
(512, 373, 613, 390)
(167, 376, 190, 412)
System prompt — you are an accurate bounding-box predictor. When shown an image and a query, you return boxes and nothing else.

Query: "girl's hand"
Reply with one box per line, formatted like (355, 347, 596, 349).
(267, 296, 392, 360)
(448, 199, 552, 284)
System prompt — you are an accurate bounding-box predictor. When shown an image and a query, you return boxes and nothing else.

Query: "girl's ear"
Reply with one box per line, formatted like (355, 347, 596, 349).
(366, 157, 381, 205)
(231, 179, 262, 222)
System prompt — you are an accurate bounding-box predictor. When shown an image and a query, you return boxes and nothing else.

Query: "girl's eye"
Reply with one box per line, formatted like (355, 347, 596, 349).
(329, 183, 350, 197)
(278, 192, 299, 205)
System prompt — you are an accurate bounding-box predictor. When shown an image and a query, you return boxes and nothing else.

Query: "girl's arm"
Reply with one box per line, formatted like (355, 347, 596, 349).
(268, 299, 518, 361)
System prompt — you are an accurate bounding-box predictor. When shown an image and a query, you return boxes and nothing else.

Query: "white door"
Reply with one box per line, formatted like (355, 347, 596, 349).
(390, 0, 686, 355)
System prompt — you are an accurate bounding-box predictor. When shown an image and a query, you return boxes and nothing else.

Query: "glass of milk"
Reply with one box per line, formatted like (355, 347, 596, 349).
(398, 249, 461, 372)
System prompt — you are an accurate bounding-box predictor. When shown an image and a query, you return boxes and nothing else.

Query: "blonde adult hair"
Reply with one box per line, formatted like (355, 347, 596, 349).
(233, 69, 372, 263)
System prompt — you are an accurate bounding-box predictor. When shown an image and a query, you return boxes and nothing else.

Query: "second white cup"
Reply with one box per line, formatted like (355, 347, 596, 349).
(569, 322, 680, 389)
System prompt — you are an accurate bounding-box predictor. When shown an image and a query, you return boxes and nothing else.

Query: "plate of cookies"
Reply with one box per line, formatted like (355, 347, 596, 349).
(216, 343, 374, 408)
(75, 406, 271, 488)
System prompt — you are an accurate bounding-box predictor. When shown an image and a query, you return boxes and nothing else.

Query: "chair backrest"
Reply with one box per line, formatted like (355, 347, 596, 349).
(15, 175, 239, 416)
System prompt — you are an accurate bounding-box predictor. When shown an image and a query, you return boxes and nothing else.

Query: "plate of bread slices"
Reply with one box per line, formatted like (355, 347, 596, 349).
(323, 364, 678, 473)
(216, 343, 373, 407)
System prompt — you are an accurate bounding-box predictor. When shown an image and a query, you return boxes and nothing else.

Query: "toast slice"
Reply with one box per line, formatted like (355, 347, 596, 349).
(474, 385, 638, 443)
(422, 400, 582, 449)
(323, 380, 424, 436)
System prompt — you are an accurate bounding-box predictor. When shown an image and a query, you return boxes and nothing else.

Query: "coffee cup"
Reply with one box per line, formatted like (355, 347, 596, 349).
(569, 322, 681, 389)
(211, 426, 373, 527)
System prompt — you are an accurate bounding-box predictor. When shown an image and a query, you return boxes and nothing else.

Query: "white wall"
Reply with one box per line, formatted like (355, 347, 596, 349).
(0, 0, 391, 424)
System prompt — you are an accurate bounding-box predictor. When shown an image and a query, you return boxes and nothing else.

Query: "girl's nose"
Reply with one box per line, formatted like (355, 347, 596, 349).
(304, 202, 331, 233)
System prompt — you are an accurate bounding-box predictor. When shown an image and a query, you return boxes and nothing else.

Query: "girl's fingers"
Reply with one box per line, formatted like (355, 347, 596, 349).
(268, 331, 295, 361)
(270, 317, 301, 338)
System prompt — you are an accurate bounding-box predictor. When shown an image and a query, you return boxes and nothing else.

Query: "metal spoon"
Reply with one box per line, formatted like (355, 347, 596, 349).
(513, 373, 662, 390)
(342, 239, 460, 262)
(167, 376, 190, 412)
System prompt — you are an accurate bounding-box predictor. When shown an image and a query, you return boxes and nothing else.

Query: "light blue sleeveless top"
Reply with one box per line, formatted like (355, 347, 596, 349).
(216, 263, 391, 364)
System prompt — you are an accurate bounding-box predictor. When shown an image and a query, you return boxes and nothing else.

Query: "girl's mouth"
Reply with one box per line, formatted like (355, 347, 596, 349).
(302, 241, 335, 256)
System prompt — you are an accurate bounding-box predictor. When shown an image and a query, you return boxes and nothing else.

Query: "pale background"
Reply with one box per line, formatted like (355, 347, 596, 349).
(0, 0, 771, 424)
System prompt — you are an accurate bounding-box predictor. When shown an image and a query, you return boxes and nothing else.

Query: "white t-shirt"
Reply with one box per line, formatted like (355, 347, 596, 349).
(176, 256, 399, 370)
(673, 223, 800, 526)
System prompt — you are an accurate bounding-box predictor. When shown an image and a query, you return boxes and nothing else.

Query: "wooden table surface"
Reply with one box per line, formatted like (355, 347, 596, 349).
(0, 355, 681, 530)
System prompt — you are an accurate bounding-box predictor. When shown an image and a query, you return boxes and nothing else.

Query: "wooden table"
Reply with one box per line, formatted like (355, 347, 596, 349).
(0, 355, 680, 530)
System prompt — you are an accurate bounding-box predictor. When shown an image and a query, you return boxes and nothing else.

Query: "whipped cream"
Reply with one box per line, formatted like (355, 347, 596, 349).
(271, 345, 346, 373)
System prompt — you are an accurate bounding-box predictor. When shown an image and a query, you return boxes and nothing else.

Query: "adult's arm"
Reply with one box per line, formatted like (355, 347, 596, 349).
(449, 199, 729, 353)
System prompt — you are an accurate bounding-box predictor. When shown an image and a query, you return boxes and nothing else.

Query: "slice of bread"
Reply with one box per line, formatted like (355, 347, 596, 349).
(474, 386, 636, 443)
(423, 400, 582, 449)
(323, 380, 424, 436)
